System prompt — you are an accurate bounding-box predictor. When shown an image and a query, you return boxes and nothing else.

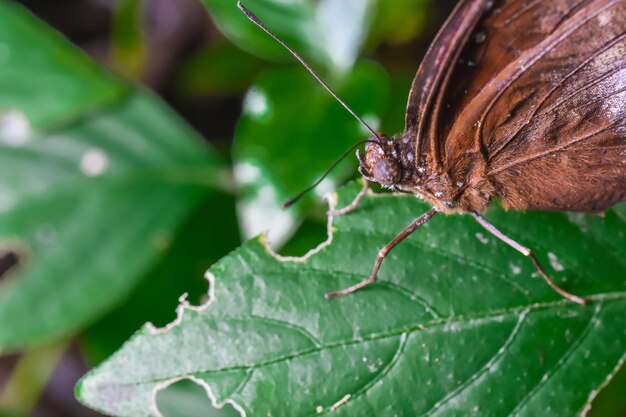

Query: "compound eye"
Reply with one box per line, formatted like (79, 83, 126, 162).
(373, 159, 401, 185)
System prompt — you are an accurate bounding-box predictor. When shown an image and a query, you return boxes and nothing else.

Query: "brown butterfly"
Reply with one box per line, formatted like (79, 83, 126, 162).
(239, 0, 626, 305)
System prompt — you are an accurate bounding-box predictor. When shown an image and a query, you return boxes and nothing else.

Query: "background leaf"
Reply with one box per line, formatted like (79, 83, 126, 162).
(0, 3, 229, 351)
(201, 0, 375, 72)
(173, 43, 264, 97)
(77, 182, 626, 417)
(3, 1, 624, 416)
(110, 0, 148, 80)
(79, 192, 240, 365)
(367, 0, 430, 46)
(0, 2, 126, 129)
(233, 63, 389, 246)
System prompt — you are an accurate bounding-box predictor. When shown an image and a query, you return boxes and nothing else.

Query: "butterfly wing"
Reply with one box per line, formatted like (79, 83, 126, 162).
(405, 0, 489, 170)
(440, 0, 626, 212)
(407, 0, 626, 212)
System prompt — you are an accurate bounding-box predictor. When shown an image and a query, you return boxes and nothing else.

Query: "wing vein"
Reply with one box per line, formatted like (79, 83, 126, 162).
(544, 66, 626, 114)
(502, 0, 543, 26)
(489, 31, 626, 160)
(475, 0, 619, 157)
(490, 116, 626, 175)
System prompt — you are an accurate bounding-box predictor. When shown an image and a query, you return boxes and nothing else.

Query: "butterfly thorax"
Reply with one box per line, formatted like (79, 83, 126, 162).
(359, 134, 494, 213)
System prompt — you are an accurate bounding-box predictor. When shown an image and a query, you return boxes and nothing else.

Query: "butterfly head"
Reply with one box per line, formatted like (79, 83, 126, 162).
(359, 135, 404, 187)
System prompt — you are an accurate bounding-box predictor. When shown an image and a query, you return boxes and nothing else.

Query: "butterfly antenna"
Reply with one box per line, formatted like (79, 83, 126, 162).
(237, 1, 381, 141)
(282, 140, 374, 208)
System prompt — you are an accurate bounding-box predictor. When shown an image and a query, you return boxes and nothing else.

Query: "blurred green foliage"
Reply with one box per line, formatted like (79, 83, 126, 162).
(110, 0, 147, 79)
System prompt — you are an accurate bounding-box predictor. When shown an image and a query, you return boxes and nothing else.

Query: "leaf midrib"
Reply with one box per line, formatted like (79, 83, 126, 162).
(105, 294, 626, 387)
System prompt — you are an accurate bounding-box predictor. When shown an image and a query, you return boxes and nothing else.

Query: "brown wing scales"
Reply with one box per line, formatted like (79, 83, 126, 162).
(440, 0, 626, 212)
(404, 0, 489, 169)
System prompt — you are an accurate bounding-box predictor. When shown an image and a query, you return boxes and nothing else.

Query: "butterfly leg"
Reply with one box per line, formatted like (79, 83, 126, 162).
(470, 212, 586, 305)
(326, 207, 439, 299)
(328, 179, 370, 216)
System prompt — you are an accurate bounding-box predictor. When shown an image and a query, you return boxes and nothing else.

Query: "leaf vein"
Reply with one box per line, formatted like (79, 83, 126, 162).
(339, 227, 532, 298)
(113, 296, 626, 388)
(507, 303, 602, 416)
(249, 314, 322, 347)
(325, 332, 410, 415)
(422, 308, 530, 417)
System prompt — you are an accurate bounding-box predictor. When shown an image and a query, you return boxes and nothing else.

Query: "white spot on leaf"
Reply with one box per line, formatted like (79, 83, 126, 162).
(0, 111, 31, 146)
(475, 233, 489, 244)
(547, 252, 565, 271)
(566, 212, 588, 233)
(243, 89, 269, 119)
(234, 162, 261, 185)
(80, 148, 109, 177)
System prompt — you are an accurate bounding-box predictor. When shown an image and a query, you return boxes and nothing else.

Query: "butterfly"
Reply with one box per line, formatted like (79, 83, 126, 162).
(239, 0, 626, 305)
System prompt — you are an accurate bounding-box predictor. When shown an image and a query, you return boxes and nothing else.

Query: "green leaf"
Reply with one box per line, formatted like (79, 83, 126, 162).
(368, 0, 430, 46)
(110, 0, 148, 80)
(201, 0, 375, 72)
(77, 182, 626, 416)
(0, 2, 127, 129)
(0, 91, 226, 351)
(173, 42, 264, 97)
(233, 62, 389, 245)
(0, 3, 228, 350)
(80, 192, 240, 365)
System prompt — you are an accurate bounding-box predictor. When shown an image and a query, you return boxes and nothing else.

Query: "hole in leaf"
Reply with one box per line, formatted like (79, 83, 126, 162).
(0, 249, 21, 282)
(156, 379, 241, 417)
(279, 217, 328, 257)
